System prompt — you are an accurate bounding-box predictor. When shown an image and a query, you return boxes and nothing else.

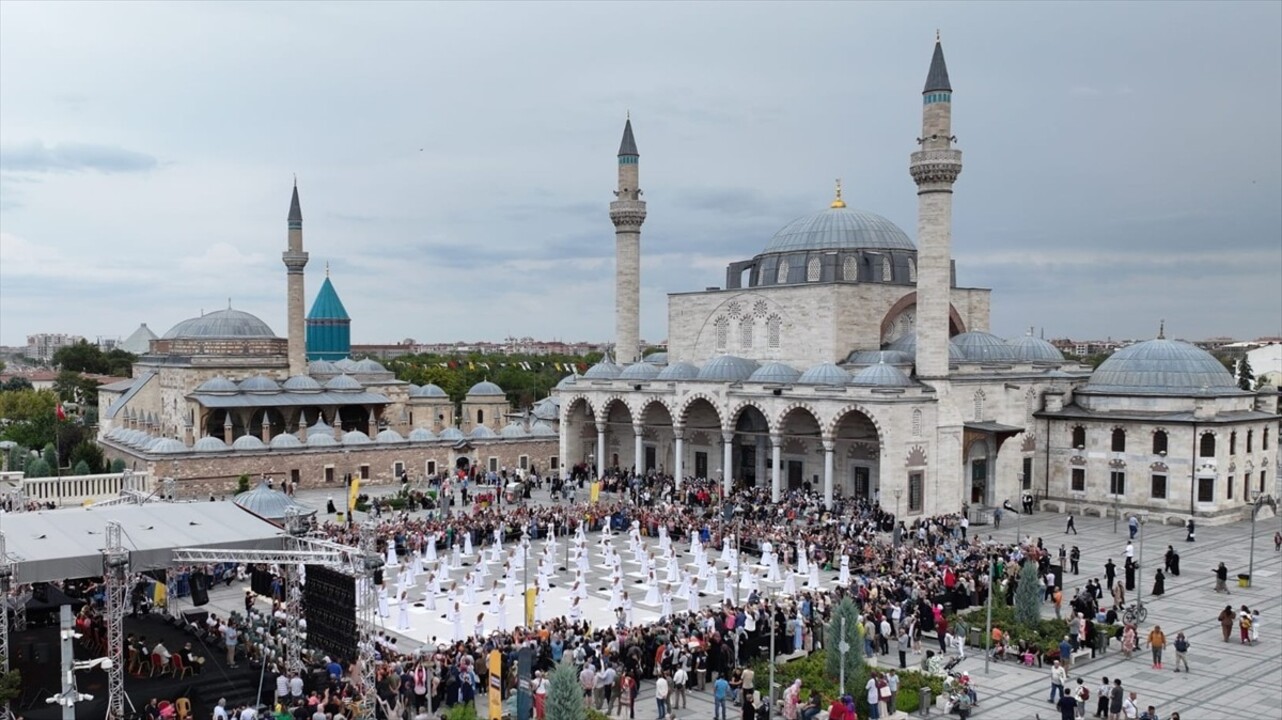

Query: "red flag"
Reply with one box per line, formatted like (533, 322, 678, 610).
(55, 403, 66, 421)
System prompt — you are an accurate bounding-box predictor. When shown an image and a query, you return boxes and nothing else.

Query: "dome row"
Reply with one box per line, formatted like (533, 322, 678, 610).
(566, 355, 913, 388)
(195, 374, 365, 395)
(884, 331, 1065, 364)
(307, 357, 389, 375)
(109, 420, 555, 453)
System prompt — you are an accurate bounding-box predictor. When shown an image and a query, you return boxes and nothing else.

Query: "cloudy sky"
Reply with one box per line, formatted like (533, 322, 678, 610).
(2, 1, 1279, 349)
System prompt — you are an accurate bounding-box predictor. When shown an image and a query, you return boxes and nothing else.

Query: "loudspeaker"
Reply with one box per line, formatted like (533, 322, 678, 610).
(190, 573, 209, 606)
(33, 583, 49, 603)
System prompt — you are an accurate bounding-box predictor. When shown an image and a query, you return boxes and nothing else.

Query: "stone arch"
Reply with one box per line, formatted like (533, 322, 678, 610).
(824, 403, 888, 444)
(596, 394, 635, 426)
(560, 395, 596, 424)
(726, 400, 774, 435)
(638, 397, 676, 427)
(676, 393, 724, 430)
(906, 445, 928, 467)
(878, 292, 968, 342)
(774, 402, 824, 436)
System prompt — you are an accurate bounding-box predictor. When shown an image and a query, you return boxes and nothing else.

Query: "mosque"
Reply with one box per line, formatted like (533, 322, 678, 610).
(95, 186, 560, 494)
(555, 39, 1277, 524)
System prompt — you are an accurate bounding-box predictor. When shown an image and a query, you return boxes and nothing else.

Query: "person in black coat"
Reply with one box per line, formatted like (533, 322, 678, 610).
(1152, 569, 1165, 596)
(1185, 518, 1196, 542)
(1124, 558, 1136, 591)
(1104, 559, 1117, 589)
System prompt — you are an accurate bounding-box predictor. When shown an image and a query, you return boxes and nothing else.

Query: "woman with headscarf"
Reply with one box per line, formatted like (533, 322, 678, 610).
(782, 679, 802, 720)
(1151, 569, 1165, 597)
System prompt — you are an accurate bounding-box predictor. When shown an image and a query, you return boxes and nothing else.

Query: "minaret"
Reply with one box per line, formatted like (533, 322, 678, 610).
(609, 116, 646, 364)
(910, 34, 963, 378)
(283, 180, 309, 376)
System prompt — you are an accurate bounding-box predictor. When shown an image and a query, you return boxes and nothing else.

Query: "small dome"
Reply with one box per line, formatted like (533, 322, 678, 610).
(308, 360, 340, 375)
(1084, 338, 1240, 395)
(410, 383, 448, 398)
(846, 349, 912, 365)
(643, 352, 669, 365)
(470, 425, 497, 439)
(952, 332, 1017, 363)
(500, 422, 529, 439)
(324, 374, 363, 392)
(307, 416, 332, 434)
(555, 374, 578, 389)
(334, 358, 359, 371)
(351, 358, 387, 374)
(282, 375, 323, 392)
(619, 362, 661, 381)
(238, 375, 281, 394)
(1007, 334, 1066, 363)
(342, 430, 372, 445)
(697, 355, 759, 382)
(270, 433, 303, 449)
(375, 429, 406, 443)
(656, 361, 700, 381)
(234, 481, 315, 522)
(438, 427, 465, 441)
(123, 430, 149, 447)
(850, 362, 914, 387)
(467, 380, 505, 396)
(764, 206, 915, 254)
(798, 362, 852, 386)
(192, 436, 230, 452)
(582, 360, 621, 380)
(149, 438, 188, 454)
(884, 333, 965, 363)
(408, 427, 437, 442)
(162, 308, 276, 340)
(307, 432, 338, 447)
(532, 397, 560, 420)
(195, 376, 240, 394)
(231, 435, 267, 451)
(530, 421, 557, 437)
(748, 362, 801, 384)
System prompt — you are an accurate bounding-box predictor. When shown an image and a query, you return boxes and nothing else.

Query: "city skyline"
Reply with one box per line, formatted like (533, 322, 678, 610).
(1, 1, 1280, 347)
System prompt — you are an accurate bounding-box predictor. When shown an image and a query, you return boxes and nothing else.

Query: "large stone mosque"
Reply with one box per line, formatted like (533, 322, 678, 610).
(555, 39, 1277, 524)
(95, 185, 561, 494)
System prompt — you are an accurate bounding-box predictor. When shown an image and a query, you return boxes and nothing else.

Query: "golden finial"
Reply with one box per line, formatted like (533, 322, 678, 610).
(830, 178, 846, 209)
(1158, 319, 1165, 340)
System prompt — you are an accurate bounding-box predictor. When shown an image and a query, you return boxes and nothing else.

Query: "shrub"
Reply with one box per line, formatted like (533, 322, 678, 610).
(546, 660, 585, 720)
(24, 458, 51, 478)
(236, 473, 251, 494)
(1013, 559, 1042, 627)
(110, 458, 126, 473)
(442, 704, 477, 720)
(72, 460, 91, 476)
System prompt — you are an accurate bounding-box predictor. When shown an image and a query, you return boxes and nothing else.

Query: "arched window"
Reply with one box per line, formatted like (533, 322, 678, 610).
(912, 409, 923, 438)
(1230, 431, 1238, 454)
(714, 317, 728, 350)
(1152, 430, 1168, 455)
(882, 255, 893, 282)
(908, 257, 918, 283)
(1199, 433, 1216, 458)
(972, 390, 985, 421)
(806, 256, 821, 282)
(739, 316, 753, 350)
(776, 259, 790, 284)
(477, 409, 484, 425)
(1264, 427, 1270, 450)
(843, 256, 858, 281)
(1071, 426, 1086, 449)
(766, 315, 782, 349)
(1246, 430, 1253, 453)
(1111, 428, 1126, 453)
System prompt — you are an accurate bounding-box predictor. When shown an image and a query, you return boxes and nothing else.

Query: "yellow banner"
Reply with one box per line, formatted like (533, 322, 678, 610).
(589, 481, 600, 503)
(525, 587, 537, 627)
(488, 649, 503, 719)
(348, 474, 362, 516)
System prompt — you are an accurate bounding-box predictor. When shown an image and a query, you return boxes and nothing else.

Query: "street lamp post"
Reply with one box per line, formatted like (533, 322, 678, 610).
(1136, 515, 1144, 609)
(983, 550, 995, 675)
(839, 615, 849, 695)
(894, 488, 902, 521)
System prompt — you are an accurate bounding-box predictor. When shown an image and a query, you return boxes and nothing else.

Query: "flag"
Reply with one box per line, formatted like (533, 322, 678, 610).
(348, 474, 362, 519)
(55, 403, 67, 421)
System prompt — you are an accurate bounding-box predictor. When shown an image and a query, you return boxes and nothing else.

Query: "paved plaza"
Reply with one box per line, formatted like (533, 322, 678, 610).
(190, 482, 1282, 719)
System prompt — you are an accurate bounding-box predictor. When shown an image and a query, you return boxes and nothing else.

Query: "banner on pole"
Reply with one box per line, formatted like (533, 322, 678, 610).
(488, 649, 503, 719)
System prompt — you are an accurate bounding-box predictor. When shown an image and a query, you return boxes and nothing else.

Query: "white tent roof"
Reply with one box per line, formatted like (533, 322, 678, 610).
(0, 502, 286, 584)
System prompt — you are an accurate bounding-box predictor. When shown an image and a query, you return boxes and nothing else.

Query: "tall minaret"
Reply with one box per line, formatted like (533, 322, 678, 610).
(910, 34, 963, 378)
(609, 116, 646, 364)
(283, 181, 309, 376)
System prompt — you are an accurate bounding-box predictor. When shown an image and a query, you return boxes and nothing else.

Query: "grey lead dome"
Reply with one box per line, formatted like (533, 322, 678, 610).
(764, 207, 915, 254)
(163, 308, 277, 339)
(1084, 338, 1241, 395)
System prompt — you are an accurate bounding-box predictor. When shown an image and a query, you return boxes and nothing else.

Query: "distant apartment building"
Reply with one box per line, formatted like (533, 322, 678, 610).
(25, 333, 85, 362)
(351, 337, 631, 359)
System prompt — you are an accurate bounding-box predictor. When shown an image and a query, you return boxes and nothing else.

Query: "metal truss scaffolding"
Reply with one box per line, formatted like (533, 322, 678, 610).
(103, 522, 129, 720)
(1, 532, 14, 720)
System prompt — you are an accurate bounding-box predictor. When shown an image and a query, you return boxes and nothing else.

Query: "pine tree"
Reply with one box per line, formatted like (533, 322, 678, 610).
(826, 597, 871, 707)
(1013, 559, 1043, 627)
(546, 660, 585, 720)
(1237, 356, 1254, 391)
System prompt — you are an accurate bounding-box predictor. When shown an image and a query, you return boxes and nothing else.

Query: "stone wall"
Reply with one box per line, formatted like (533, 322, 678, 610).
(100, 437, 559, 498)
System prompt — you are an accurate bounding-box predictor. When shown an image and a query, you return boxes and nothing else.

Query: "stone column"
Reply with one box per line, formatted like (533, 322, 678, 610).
(633, 423, 644, 474)
(770, 433, 783, 503)
(595, 422, 606, 479)
(673, 425, 685, 489)
(721, 430, 735, 496)
(822, 438, 836, 510)
(755, 436, 766, 491)
(558, 418, 569, 479)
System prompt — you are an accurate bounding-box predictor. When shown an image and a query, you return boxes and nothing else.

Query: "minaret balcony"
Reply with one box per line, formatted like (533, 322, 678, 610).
(910, 149, 963, 186)
(282, 250, 309, 273)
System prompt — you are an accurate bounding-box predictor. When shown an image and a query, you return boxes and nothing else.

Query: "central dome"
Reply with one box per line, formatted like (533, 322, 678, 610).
(163, 308, 276, 339)
(764, 207, 915, 254)
(1084, 339, 1240, 395)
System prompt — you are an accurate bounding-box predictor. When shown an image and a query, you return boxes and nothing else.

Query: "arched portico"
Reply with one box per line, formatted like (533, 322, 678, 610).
(560, 396, 595, 471)
(677, 395, 723, 489)
(599, 396, 635, 472)
(639, 399, 676, 475)
(729, 403, 771, 493)
(830, 405, 884, 508)
(775, 404, 823, 502)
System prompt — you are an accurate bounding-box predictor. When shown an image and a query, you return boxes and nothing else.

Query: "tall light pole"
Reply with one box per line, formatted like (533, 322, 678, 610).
(1136, 515, 1144, 609)
(839, 615, 848, 695)
(1247, 493, 1277, 588)
(894, 488, 902, 521)
(983, 550, 995, 675)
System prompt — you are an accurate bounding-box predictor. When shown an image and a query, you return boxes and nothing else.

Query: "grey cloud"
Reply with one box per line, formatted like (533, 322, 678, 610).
(0, 141, 158, 174)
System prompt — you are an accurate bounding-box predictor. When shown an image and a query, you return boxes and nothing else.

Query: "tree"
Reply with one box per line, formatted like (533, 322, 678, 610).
(0, 375, 30, 392)
(70, 441, 106, 474)
(72, 459, 91, 476)
(545, 660, 585, 720)
(24, 458, 51, 478)
(1013, 559, 1043, 627)
(110, 458, 127, 473)
(826, 598, 871, 710)
(54, 369, 102, 405)
(42, 443, 57, 468)
(1237, 356, 1254, 391)
(0, 667, 22, 703)
(0, 388, 58, 422)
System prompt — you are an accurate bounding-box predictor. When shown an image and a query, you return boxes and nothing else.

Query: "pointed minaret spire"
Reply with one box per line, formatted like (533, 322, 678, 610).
(618, 117, 639, 157)
(288, 181, 303, 228)
(610, 115, 646, 364)
(283, 180, 309, 376)
(1158, 319, 1165, 339)
(924, 35, 952, 93)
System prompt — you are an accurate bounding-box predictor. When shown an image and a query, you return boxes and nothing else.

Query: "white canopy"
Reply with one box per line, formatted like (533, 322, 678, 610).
(0, 502, 287, 584)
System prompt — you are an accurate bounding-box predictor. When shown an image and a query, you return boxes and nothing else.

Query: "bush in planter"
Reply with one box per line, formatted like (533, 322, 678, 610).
(1013, 560, 1043, 627)
(442, 704, 477, 720)
(236, 473, 251, 494)
(894, 669, 945, 713)
(546, 660, 585, 720)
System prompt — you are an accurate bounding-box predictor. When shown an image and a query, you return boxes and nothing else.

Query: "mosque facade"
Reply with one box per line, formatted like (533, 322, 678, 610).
(555, 39, 1278, 524)
(95, 187, 559, 494)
